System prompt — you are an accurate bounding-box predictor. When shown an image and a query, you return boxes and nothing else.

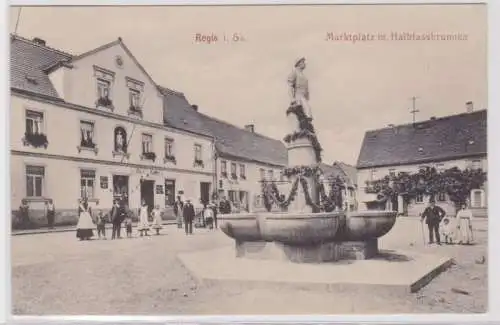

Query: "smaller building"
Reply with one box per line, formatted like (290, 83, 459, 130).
(356, 108, 487, 217)
(319, 162, 358, 211)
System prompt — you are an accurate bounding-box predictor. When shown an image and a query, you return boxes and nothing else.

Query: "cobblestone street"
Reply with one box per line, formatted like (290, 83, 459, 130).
(11, 218, 488, 315)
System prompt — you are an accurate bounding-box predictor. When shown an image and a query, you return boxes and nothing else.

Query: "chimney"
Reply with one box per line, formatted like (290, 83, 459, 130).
(191, 105, 198, 111)
(244, 124, 255, 133)
(466, 101, 474, 113)
(32, 37, 46, 46)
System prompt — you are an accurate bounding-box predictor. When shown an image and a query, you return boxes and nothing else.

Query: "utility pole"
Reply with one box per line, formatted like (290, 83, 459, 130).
(14, 7, 22, 35)
(409, 96, 419, 125)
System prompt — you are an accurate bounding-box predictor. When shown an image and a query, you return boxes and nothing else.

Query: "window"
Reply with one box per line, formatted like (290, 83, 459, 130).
(472, 190, 483, 208)
(97, 79, 111, 100)
(129, 89, 141, 109)
(279, 171, 284, 182)
(221, 160, 227, 177)
(370, 169, 377, 181)
(80, 169, 96, 199)
(26, 165, 44, 197)
(231, 163, 237, 179)
(239, 164, 246, 179)
(25, 110, 44, 135)
(80, 121, 95, 148)
(389, 169, 396, 177)
(268, 170, 274, 181)
(194, 144, 202, 161)
(259, 168, 265, 180)
(471, 160, 482, 170)
(164, 138, 174, 157)
(142, 134, 153, 154)
(416, 194, 424, 203)
(437, 192, 446, 202)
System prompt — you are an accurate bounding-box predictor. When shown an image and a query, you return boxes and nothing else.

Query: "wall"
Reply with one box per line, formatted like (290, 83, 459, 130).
(357, 157, 488, 216)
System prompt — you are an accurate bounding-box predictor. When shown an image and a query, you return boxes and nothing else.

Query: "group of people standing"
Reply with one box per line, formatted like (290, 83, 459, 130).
(173, 196, 233, 235)
(75, 197, 163, 241)
(420, 200, 475, 245)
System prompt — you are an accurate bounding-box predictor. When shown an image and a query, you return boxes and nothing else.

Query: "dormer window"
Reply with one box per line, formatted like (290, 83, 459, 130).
(93, 66, 115, 110)
(126, 77, 144, 118)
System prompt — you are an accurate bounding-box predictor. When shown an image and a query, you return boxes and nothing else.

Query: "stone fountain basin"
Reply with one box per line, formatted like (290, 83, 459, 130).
(259, 212, 344, 245)
(219, 213, 263, 242)
(336, 210, 398, 241)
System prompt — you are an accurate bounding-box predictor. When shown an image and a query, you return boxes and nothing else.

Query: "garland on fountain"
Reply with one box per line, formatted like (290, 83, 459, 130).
(284, 104, 323, 163)
(283, 165, 321, 178)
(261, 177, 300, 212)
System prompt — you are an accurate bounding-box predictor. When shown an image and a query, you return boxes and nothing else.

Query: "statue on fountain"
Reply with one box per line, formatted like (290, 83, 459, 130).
(219, 58, 398, 264)
(287, 57, 313, 120)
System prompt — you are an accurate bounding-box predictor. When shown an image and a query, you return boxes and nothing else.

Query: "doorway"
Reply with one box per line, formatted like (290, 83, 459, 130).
(200, 182, 211, 205)
(140, 180, 155, 212)
(113, 175, 129, 206)
(165, 179, 176, 207)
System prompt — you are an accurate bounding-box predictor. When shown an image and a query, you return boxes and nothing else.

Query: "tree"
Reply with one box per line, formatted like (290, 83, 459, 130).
(365, 166, 487, 210)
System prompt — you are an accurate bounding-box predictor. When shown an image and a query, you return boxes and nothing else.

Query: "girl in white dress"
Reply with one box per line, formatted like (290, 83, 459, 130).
(137, 199, 150, 237)
(456, 203, 474, 244)
(76, 198, 95, 240)
(151, 205, 162, 235)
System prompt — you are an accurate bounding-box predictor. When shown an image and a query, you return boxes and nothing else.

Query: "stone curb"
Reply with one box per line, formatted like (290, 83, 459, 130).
(11, 221, 178, 236)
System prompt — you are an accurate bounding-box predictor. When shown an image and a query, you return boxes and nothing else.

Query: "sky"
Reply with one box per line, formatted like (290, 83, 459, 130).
(9, 4, 487, 165)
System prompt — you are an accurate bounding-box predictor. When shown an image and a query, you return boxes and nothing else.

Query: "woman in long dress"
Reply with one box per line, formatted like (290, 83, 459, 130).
(137, 199, 150, 237)
(76, 198, 95, 240)
(151, 205, 162, 235)
(456, 203, 474, 244)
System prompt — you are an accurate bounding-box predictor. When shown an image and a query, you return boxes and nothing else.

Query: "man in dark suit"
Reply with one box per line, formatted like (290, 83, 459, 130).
(183, 199, 195, 235)
(421, 200, 446, 245)
(110, 200, 121, 239)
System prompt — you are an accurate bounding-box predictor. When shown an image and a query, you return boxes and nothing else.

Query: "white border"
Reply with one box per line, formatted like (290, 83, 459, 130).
(2, 0, 499, 324)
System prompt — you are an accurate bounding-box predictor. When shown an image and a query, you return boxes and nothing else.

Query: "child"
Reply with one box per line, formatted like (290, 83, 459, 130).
(95, 210, 107, 240)
(125, 215, 133, 238)
(151, 205, 162, 235)
(440, 215, 456, 244)
(204, 204, 214, 230)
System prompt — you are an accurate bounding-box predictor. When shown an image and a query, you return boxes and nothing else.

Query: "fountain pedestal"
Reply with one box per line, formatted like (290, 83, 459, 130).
(236, 241, 341, 263)
(336, 239, 378, 260)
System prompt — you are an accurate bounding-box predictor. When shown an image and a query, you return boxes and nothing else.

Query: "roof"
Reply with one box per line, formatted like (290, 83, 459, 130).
(157, 86, 213, 138)
(158, 85, 287, 166)
(10, 35, 72, 98)
(197, 113, 288, 167)
(356, 110, 487, 169)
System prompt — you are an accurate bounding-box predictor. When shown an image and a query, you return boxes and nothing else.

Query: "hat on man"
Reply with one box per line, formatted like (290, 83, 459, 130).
(294, 57, 306, 67)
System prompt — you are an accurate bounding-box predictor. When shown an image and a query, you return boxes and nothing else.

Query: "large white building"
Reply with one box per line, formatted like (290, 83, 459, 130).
(10, 35, 289, 228)
(356, 108, 487, 217)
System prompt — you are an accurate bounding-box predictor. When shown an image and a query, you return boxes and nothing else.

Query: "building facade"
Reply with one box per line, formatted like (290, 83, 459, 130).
(198, 119, 288, 213)
(356, 109, 487, 217)
(10, 36, 214, 227)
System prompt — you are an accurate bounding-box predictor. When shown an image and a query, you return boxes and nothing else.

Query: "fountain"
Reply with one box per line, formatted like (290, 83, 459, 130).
(178, 58, 453, 298)
(219, 57, 397, 263)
